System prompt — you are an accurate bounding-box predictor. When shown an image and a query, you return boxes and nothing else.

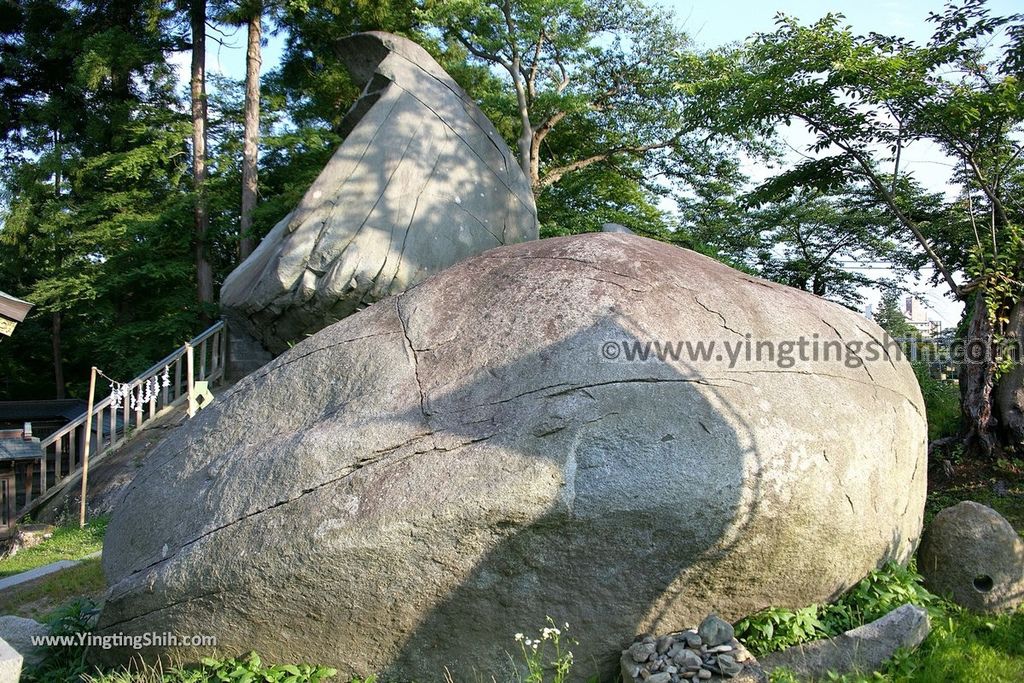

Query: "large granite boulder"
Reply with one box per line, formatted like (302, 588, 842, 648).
(98, 234, 927, 682)
(220, 31, 538, 354)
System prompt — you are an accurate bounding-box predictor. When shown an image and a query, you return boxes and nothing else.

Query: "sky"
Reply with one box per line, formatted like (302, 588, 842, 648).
(193, 0, 1023, 329)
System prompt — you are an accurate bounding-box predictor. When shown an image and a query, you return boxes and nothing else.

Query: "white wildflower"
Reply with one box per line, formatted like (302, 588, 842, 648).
(514, 633, 524, 641)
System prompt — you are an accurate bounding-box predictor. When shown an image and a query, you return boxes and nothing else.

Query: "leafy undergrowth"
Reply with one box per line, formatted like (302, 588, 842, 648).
(0, 516, 109, 578)
(0, 556, 106, 620)
(82, 652, 338, 683)
(912, 363, 960, 443)
(736, 562, 934, 657)
(749, 465, 1024, 682)
(766, 606, 1024, 682)
(23, 606, 341, 683)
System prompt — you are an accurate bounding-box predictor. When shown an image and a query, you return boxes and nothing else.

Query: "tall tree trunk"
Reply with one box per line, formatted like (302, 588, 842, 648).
(996, 299, 1024, 451)
(238, 4, 262, 261)
(191, 0, 214, 314)
(51, 311, 64, 399)
(962, 291, 998, 456)
(52, 129, 65, 400)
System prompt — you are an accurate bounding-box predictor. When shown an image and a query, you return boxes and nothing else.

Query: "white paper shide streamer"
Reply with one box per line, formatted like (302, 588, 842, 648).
(108, 365, 172, 411)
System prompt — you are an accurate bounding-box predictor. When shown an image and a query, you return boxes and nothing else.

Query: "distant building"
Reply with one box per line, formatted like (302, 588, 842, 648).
(0, 423, 42, 533)
(0, 400, 87, 440)
(904, 296, 942, 336)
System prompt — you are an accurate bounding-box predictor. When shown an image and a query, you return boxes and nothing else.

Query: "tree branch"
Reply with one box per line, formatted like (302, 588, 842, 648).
(795, 111, 964, 299)
(526, 29, 545, 103)
(454, 33, 510, 70)
(966, 153, 1011, 229)
(538, 133, 683, 189)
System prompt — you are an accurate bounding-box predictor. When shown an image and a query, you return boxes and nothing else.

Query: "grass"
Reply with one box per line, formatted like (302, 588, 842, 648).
(759, 454, 1024, 682)
(925, 456, 1024, 530)
(0, 516, 109, 578)
(0, 556, 106, 620)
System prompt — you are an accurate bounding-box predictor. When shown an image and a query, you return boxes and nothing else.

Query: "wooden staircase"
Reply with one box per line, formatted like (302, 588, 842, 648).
(14, 320, 228, 521)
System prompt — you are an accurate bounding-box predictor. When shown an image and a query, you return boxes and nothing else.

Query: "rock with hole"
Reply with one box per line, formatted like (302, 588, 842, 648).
(918, 500, 1024, 612)
(97, 233, 927, 681)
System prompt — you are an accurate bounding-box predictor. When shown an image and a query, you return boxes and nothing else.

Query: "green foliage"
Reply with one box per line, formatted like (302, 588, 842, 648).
(735, 605, 825, 655)
(78, 651, 338, 683)
(768, 606, 1024, 682)
(193, 652, 338, 683)
(23, 598, 101, 683)
(421, 0, 733, 238)
(873, 292, 920, 341)
(913, 362, 962, 441)
(735, 562, 934, 656)
(682, 0, 1024, 452)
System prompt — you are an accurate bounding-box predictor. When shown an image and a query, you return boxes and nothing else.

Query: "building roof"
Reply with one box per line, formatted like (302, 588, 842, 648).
(0, 400, 87, 425)
(0, 291, 32, 323)
(0, 435, 42, 461)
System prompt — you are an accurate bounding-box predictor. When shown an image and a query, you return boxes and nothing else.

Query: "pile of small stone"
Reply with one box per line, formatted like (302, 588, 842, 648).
(620, 615, 761, 683)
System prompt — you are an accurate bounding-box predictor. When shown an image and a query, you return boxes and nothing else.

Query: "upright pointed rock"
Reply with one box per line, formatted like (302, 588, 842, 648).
(221, 31, 538, 357)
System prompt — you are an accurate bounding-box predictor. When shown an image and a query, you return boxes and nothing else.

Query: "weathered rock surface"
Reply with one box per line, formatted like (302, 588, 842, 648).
(220, 31, 538, 354)
(760, 604, 930, 680)
(0, 616, 47, 667)
(98, 233, 927, 681)
(918, 500, 1024, 612)
(0, 636, 22, 683)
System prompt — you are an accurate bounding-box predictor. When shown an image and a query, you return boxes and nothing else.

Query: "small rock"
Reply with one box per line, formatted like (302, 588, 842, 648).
(631, 641, 656, 663)
(647, 674, 672, 683)
(698, 615, 735, 648)
(620, 653, 641, 680)
(0, 616, 48, 667)
(716, 654, 743, 678)
(698, 671, 712, 680)
(712, 644, 733, 653)
(643, 635, 657, 645)
(657, 636, 674, 654)
(672, 649, 703, 670)
(684, 632, 702, 648)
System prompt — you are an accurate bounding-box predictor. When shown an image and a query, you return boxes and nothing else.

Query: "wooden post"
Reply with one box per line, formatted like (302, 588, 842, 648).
(174, 357, 182, 402)
(186, 342, 197, 417)
(79, 366, 97, 528)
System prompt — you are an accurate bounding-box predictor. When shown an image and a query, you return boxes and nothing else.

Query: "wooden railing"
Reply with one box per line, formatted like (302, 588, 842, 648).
(18, 320, 227, 517)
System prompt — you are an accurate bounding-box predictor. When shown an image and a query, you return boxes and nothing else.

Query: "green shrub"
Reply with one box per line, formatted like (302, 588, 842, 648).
(912, 362, 960, 441)
(22, 598, 101, 682)
(735, 562, 934, 656)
